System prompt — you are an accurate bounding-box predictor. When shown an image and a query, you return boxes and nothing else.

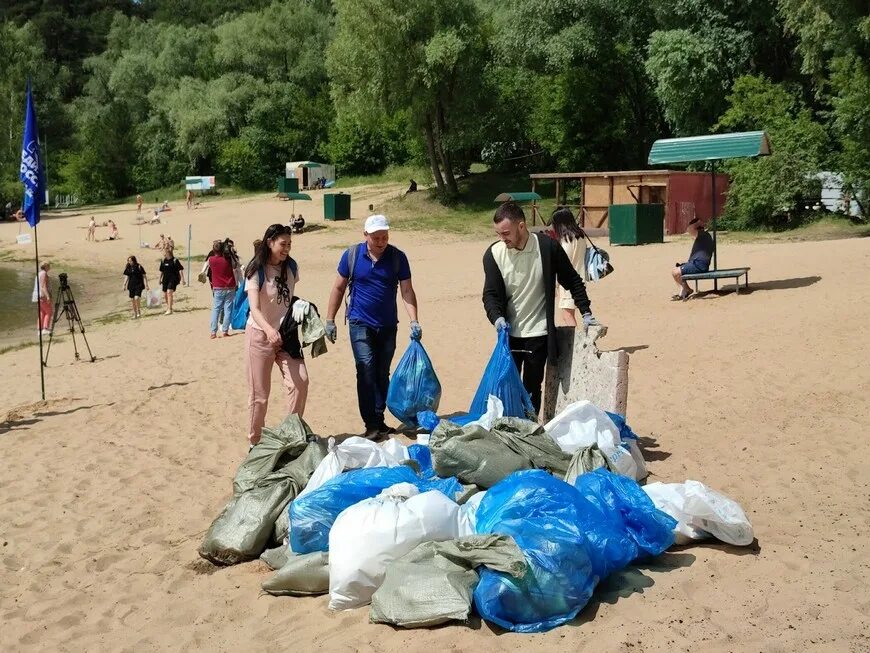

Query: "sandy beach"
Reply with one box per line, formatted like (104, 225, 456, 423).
(1, 192, 868, 652)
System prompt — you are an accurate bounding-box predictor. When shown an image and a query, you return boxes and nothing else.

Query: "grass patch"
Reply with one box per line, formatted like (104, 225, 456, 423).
(0, 341, 37, 355)
(382, 170, 557, 235)
(112, 184, 266, 207)
(334, 164, 430, 190)
(718, 216, 870, 243)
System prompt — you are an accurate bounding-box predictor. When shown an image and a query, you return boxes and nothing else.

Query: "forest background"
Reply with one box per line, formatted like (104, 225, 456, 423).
(0, 0, 866, 228)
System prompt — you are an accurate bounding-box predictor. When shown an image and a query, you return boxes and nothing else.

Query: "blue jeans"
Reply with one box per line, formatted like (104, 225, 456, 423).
(210, 288, 235, 333)
(349, 320, 397, 429)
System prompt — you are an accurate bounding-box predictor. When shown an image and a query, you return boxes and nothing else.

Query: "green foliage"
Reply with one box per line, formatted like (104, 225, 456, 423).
(0, 0, 863, 227)
(717, 76, 828, 229)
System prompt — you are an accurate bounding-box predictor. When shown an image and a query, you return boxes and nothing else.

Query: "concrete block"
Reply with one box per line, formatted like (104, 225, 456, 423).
(542, 325, 629, 421)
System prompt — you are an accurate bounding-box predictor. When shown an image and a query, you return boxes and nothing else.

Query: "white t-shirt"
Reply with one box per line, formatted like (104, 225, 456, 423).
(491, 235, 547, 338)
(244, 262, 299, 331)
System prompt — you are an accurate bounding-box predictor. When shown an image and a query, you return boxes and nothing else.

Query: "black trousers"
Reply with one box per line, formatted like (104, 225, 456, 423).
(509, 334, 548, 416)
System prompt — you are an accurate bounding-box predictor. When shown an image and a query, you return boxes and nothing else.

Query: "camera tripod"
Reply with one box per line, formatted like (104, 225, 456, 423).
(43, 274, 96, 365)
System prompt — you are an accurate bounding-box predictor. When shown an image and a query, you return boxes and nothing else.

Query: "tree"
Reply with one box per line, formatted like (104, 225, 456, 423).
(483, 0, 664, 170)
(329, 0, 489, 197)
(717, 76, 828, 229)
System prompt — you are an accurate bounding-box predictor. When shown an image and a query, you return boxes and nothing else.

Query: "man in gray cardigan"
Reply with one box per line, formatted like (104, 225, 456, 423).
(482, 201, 600, 415)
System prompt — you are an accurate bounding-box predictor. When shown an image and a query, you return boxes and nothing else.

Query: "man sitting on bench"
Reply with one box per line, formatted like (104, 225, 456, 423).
(672, 217, 714, 301)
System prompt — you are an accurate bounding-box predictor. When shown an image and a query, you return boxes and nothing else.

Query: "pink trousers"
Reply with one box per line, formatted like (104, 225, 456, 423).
(39, 299, 53, 330)
(245, 325, 309, 444)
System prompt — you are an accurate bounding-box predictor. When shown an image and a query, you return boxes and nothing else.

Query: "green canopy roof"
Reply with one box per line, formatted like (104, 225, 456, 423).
(282, 192, 311, 200)
(299, 162, 324, 168)
(647, 131, 771, 165)
(494, 191, 542, 203)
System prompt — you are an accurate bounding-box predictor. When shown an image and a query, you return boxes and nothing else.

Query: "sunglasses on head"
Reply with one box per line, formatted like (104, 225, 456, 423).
(265, 224, 292, 238)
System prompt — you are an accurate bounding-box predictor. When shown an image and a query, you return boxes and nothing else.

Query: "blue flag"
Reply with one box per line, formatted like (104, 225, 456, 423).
(19, 80, 45, 229)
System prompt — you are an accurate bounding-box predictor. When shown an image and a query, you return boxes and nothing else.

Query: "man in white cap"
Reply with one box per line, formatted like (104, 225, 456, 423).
(324, 214, 421, 439)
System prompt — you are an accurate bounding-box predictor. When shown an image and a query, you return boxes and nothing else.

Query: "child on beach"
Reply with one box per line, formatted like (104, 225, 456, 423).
(86, 217, 96, 242)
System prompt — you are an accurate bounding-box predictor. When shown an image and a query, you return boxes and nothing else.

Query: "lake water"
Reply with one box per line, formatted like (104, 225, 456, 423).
(0, 263, 87, 335)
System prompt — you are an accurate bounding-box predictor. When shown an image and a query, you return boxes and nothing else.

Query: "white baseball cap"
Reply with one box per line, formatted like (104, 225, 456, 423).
(364, 214, 390, 234)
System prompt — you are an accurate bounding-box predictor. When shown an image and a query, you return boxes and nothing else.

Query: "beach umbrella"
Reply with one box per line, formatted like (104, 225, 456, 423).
(283, 192, 312, 216)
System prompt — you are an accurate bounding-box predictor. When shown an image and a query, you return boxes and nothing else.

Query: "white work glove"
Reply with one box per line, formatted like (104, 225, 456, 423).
(582, 312, 600, 328)
(410, 320, 422, 341)
(324, 320, 337, 343)
(494, 317, 509, 332)
(291, 299, 309, 324)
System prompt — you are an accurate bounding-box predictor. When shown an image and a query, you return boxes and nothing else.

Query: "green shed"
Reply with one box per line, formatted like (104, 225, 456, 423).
(324, 193, 351, 221)
(277, 177, 299, 194)
(609, 204, 664, 245)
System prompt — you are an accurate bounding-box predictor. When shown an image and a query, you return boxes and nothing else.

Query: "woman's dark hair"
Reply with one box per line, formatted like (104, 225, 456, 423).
(221, 238, 239, 266)
(551, 207, 584, 241)
(128, 255, 139, 266)
(244, 224, 293, 304)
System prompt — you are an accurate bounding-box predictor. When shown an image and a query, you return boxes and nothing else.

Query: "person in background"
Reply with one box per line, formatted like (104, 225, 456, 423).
(291, 214, 305, 234)
(186, 189, 193, 210)
(671, 217, 714, 301)
(149, 209, 161, 225)
(107, 220, 119, 241)
(199, 239, 222, 285)
(244, 224, 308, 447)
(153, 234, 166, 251)
(86, 216, 96, 242)
(165, 235, 175, 252)
(208, 241, 238, 338)
(158, 248, 185, 315)
(550, 207, 588, 327)
(136, 194, 143, 215)
(324, 214, 420, 439)
(482, 201, 599, 416)
(36, 261, 52, 336)
(123, 255, 148, 319)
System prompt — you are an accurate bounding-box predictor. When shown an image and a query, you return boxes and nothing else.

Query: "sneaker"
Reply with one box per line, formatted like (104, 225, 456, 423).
(164, 310, 172, 315)
(41, 329, 51, 336)
(363, 427, 384, 441)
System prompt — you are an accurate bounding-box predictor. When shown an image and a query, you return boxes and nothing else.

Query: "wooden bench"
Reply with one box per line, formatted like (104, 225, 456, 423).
(682, 267, 751, 294)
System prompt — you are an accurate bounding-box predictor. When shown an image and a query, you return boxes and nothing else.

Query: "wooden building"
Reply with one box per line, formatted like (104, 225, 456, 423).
(528, 170, 729, 235)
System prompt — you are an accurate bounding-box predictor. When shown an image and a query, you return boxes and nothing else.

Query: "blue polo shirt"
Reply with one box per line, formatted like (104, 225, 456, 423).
(338, 243, 411, 328)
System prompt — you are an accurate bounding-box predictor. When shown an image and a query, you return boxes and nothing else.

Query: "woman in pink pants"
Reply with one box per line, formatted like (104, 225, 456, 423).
(244, 224, 308, 447)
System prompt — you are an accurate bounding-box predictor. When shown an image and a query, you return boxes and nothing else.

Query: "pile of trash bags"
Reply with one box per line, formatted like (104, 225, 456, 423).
(199, 401, 755, 633)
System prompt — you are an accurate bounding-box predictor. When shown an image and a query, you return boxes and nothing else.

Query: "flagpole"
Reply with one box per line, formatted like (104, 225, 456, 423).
(34, 224, 46, 400)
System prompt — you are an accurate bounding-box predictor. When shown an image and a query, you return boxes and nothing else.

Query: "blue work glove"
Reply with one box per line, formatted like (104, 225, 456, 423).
(494, 317, 509, 332)
(324, 319, 337, 343)
(582, 312, 600, 328)
(410, 320, 422, 341)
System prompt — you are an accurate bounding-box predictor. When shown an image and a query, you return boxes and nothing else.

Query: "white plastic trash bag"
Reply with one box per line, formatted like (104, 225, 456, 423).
(328, 483, 460, 610)
(544, 400, 621, 453)
(145, 289, 162, 308)
(643, 480, 754, 546)
(298, 436, 408, 500)
(544, 400, 644, 480)
(457, 491, 486, 537)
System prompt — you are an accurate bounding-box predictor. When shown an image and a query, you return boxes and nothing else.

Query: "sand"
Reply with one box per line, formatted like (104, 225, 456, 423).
(1, 191, 868, 652)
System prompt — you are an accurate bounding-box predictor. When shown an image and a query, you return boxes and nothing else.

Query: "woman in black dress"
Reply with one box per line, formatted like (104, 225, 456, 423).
(123, 255, 149, 319)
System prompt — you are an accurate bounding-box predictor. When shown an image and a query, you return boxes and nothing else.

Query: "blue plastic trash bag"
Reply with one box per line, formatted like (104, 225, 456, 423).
(573, 469, 675, 557)
(289, 466, 462, 554)
(230, 285, 249, 330)
(473, 469, 673, 632)
(407, 444, 434, 478)
(386, 339, 442, 427)
(463, 329, 535, 424)
(416, 410, 440, 432)
(473, 470, 599, 632)
(605, 411, 638, 441)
